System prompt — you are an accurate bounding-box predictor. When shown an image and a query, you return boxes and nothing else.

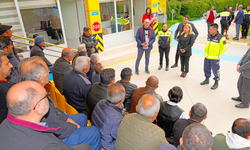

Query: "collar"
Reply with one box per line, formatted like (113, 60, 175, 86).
(73, 68, 87, 77)
(210, 32, 219, 38)
(143, 26, 149, 31)
(162, 30, 167, 33)
(35, 44, 44, 50)
(106, 100, 123, 114)
(60, 57, 70, 64)
(99, 82, 109, 88)
(7, 113, 60, 132)
(167, 101, 180, 107)
(135, 113, 151, 123)
(0, 78, 7, 82)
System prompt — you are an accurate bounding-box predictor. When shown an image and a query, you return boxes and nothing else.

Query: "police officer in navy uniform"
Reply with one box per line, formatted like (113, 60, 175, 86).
(241, 6, 250, 39)
(217, 7, 230, 35)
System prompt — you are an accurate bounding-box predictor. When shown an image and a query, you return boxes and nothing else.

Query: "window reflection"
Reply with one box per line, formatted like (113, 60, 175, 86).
(100, 2, 117, 34)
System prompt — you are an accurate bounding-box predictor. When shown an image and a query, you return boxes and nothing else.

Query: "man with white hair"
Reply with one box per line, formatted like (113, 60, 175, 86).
(87, 53, 99, 82)
(115, 94, 168, 150)
(135, 18, 155, 75)
(91, 83, 126, 150)
(63, 56, 91, 116)
(72, 43, 86, 67)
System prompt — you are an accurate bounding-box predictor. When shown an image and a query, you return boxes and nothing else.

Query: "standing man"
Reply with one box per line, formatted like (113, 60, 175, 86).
(200, 23, 228, 90)
(171, 15, 199, 68)
(217, 7, 230, 35)
(228, 7, 235, 37)
(233, 5, 244, 40)
(231, 48, 250, 108)
(242, 6, 250, 39)
(82, 27, 98, 57)
(203, 6, 218, 36)
(135, 19, 155, 75)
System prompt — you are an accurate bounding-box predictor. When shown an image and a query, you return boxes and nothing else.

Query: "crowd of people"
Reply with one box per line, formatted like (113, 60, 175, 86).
(0, 4, 250, 150)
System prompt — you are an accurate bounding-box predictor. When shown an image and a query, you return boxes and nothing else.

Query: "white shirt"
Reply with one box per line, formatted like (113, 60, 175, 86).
(167, 101, 188, 119)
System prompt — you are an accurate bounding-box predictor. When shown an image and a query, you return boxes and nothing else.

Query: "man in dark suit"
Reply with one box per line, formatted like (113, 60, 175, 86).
(171, 15, 199, 68)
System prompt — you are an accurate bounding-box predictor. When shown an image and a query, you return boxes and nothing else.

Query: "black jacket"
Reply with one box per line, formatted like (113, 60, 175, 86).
(30, 44, 52, 66)
(82, 33, 98, 52)
(86, 61, 95, 83)
(178, 33, 195, 57)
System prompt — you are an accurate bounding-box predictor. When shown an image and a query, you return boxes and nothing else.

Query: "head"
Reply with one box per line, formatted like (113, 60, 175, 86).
(125, 12, 129, 17)
(146, 7, 151, 15)
(144, 19, 150, 29)
(34, 36, 45, 47)
(229, 7, 232, 12)
(79, 51, 88, 56)
(75, 56, 90, 74)
(209, 23, 218, 36)
(146, 76, 159, 90)
(247, 6, 250, 11)
(190, 103, 207, 122)
(100, 68, 115, 85)
(20, 56, 50, 87)
(136, 94, 160, 122)
(83, 27, 91, 37)
(94, 62, 104, 75)
(168, 86, 183, 103)
(210, 6, 214, 11)
(6, 81, 49, 122)
(90, 53, 99, 64)
(107, 83, 125, 106)
(0, 24, 13, 37)
(78, 43, 86, 52)
(224, 7, 228, 11)
(162, 23, 167, 31)
(183, 15, 190, 24)
(62, 48, 74, 62)
(0, 50, 13, 79)
(238, 5, 243, 10)
(0, 36, 13, 54)
(180, 123, 213, 150)
(120, 67, 133, 82)
(232, 118, 250, 140)
(182, 24, 192, 35)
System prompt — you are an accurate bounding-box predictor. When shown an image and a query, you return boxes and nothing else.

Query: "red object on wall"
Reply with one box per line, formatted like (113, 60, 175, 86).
(92, 22, 101, 32)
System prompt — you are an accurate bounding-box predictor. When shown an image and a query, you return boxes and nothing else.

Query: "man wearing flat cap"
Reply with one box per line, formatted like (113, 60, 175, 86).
(30, 36, 53, 72)
(0, 24, 20, 61)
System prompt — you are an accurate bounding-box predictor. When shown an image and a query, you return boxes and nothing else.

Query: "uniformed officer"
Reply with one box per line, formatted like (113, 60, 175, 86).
(158, 23, 172, 71)
(241, 6, 250, 39)
(217, 7, 230, 35)
(200, 23, 228, 90)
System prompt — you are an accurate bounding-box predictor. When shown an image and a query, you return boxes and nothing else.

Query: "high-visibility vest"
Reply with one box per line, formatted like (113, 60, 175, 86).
(220, 11, 230, 21)
(243, 10, 250, 23)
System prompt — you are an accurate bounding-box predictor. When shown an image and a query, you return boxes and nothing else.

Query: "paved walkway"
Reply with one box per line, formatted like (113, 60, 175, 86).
(108, 18, 250, 136)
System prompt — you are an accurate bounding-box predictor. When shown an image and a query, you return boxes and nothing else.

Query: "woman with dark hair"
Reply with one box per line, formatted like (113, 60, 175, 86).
(178, 24, 195, 78)
(142, 7, 154, 28)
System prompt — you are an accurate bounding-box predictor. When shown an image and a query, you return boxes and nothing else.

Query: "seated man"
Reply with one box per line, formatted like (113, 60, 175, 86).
(87, 53, 99, 82)
(130, 75, 163, 113)
(63, 56, 91, 116)
(157, 86, 188, 144)
(53, 48, 74, 94)
(115, 94, 169, 150)
(92, 83, 126, 150)
(178, 123, 213, 150)
(20, 56, 101, 150)
(87, 68, 115, 116)
(117, 67, 138, 112)
(72, 43, 86, 67)
(0, 50, 14, 124)
(82, 27, 98, 56)
(0, 81, 91, 150)
(0, 36, 20, 83)
(91, 62, 104, 84)
(212, 118, 250, 150)
(30, 36, 53, 72)
(173, 103, 208, 147)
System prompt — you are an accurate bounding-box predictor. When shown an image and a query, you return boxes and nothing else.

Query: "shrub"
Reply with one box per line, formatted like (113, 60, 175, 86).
(167, 0, 182, 20)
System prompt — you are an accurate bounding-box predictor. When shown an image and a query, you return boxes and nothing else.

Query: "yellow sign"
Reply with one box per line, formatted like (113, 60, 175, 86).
(158, 0, 166, 13)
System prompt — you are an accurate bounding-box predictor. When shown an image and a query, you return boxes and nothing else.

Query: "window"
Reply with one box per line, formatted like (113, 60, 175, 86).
(116, 0, 132, 32)
(100, 1, 117, 34)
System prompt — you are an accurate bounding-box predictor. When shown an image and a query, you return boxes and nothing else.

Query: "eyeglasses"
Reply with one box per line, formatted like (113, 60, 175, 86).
(33, 93, 48, 110)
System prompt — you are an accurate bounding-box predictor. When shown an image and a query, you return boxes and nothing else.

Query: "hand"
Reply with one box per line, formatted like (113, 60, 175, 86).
(145, 43, 149, 47)
(175, 38, 179, 41)
(66, 118, 80, 129)
(237, 65, 241, 73)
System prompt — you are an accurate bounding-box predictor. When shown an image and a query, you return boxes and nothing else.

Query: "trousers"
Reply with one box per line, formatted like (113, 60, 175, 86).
(207, 22, 213, 35)
(242, 23, 249, 37)
(159, 46, 170, 67)
(135, 48, 151, 71)
(174, 45, 180, 65)
(204, 58, 220, 81)
(220, 21, 228, 35)
(180, 56, 190, 73)
(62, 114, 101, 150)
(237, 74, 250, 106)
(236, 24, 241, 39)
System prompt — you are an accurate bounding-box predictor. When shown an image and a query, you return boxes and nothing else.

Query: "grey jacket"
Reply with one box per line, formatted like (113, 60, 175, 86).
(238, 48, 250, 79)
(203, 10, 218, 22)
(174, 22, 199, 40)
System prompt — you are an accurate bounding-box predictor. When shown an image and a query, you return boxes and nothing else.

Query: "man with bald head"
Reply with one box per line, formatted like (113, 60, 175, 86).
(53, 48, 74, 94)
(0, 50, 14, 124)
(135, 18, 155, 75)
(115, 94, 169, 150)
(0, 81, 92, 150)
(130, 75, 163, 113)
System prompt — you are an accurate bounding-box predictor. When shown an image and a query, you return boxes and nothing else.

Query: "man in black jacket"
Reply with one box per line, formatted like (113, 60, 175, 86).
(171, 15, 199, 68)
(82, 27, 98, 57)
(0, 50, 14, 124)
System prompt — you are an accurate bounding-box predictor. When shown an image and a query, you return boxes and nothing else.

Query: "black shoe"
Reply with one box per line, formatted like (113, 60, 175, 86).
(240, 37, 244, 39)
(171, 64, 178, 68)
(200, 78, 209, 85)
(244, 36, 247, 39)
(233, 37, 239, 40)
(232, 97, 241, 102)
(145, 70, 150, 74)
(235, 103, 249, 108)
(211, 80, 218, 90)
(180, 72, 184, 77)
(158, 66, 162, 70)
(165, 67, 169, 71)
(135, 70, 139, 75)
